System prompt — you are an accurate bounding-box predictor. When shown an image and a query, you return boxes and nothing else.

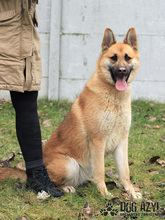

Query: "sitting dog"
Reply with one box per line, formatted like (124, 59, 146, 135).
(43, 27, 142, 199)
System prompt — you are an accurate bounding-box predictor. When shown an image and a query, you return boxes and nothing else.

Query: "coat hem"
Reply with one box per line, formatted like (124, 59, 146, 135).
(0, 84, 41, 92)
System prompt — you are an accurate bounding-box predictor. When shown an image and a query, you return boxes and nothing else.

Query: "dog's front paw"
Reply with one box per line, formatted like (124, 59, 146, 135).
(99, 188, 113, 197)
(133, 192, 142, 200)
(96, 181, 114, 197)
(127, 190, 142, 200)
(106, 191, 114, 197)
(124, 184, 142, 200)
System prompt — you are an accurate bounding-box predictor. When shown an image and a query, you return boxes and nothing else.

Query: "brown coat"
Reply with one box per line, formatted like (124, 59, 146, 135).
(0, 0, 41, 92)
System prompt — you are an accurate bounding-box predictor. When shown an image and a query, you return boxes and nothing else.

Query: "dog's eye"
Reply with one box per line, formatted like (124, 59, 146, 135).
(110, 54, 117, 62)
(125, 54, 132, 62)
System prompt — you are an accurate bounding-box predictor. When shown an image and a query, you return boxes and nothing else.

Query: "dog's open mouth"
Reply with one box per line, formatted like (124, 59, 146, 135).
(109, 67, 131, 92)
(115, 76, 127, 91)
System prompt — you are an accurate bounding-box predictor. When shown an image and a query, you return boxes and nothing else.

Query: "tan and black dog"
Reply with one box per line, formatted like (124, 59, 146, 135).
(0, 28, 142, 199)
(43, 28, 141, 199)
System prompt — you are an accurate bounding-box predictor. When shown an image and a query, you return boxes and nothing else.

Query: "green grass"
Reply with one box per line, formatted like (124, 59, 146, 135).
(0, 99, 164, 220)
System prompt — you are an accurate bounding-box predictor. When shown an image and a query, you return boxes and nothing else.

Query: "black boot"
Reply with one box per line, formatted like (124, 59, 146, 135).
(26, 166, 64, 197)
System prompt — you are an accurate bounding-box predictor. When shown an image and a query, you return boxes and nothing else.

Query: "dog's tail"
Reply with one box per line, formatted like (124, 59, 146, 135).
(0, 167, 26, 182)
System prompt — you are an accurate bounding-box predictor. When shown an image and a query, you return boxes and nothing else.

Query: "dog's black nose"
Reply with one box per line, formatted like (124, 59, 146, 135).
(118, 67, 126, 74)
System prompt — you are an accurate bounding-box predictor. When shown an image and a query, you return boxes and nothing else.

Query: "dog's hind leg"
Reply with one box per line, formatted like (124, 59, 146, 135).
(46, 155, 80, 193)
(59, 185, 76, 193)
(46, 155, 70, 186)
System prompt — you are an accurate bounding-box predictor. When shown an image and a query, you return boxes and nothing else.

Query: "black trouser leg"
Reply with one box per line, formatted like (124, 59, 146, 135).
(10, 91, 43, 170)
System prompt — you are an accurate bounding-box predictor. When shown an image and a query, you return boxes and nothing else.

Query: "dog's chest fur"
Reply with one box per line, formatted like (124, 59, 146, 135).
(98, 94, 131, 155)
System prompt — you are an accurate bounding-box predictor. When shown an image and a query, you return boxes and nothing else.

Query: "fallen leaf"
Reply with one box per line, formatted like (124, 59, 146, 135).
(146, 168, 155, 172)
(144, 191, 151, 195)
(157, 159, 165, 167)
(149, 117, 156, 122)
(137, 131, 145, 134)
(14, 182, 23, 190)
(128, 161, 134, 166)
(155, 182, 165, 187)
(43, 119, 52, 127)
(15, 217, 28, 220)
(159, 137, 165, 142)
(2, 152, 15, 162)
(148, 146, 156, 150)
(83, 202, 93, 216)
(153, 125, 160, 129)
(0, 160, 12, 167)
(149, 171, 159, 175)
(159, 170, 165, 174)
(144, 124, 152, 129)
(42, 113, 48, 116)
(149, 156, 160, 163)
(122, 193, 131, 200)
(16, 162, 26, 171)
(106, 172, 119, 179)
(59, 102, 70, 108)
(20, 217, 28, 220)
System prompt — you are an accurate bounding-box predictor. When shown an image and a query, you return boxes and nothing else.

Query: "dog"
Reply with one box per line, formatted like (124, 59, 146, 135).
(42, 27, 142, 199)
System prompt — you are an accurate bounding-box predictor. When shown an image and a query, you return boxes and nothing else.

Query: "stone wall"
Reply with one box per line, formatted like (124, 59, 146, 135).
(0, 0, 164, 102)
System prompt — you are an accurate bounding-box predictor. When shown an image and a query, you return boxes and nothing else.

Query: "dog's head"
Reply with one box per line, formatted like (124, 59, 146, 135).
(99, 28, 139, 91)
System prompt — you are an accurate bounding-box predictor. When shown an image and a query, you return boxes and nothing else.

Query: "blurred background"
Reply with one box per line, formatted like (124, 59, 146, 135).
(0, 0, 164, 102)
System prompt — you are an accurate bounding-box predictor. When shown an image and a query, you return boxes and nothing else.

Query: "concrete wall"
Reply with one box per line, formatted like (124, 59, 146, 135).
(0, 0, 165, 102)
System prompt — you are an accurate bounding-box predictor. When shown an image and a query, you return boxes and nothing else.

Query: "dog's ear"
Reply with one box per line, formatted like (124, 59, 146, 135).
(124, 28, 138, 51)
(102, 28, 116, 52)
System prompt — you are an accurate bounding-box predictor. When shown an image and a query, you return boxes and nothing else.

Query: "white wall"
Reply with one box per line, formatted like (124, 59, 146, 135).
(0, 0, 165, 102)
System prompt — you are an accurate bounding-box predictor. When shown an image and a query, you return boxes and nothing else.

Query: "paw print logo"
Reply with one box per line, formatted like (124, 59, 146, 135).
(100, 200, 118, 217)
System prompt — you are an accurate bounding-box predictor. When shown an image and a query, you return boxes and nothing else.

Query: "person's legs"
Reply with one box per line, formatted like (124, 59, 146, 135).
(10, 91, 43, 169)
(10, 91, 64, 197)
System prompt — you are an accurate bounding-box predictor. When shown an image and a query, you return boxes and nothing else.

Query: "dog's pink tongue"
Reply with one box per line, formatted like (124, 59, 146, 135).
(115, 77, 127, 91)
